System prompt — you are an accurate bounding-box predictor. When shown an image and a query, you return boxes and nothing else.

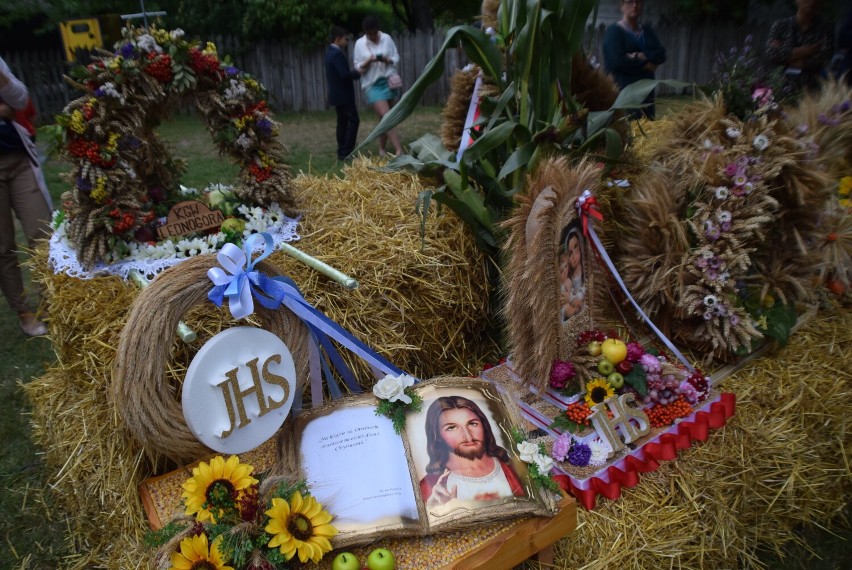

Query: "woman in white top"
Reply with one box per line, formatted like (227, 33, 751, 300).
(353, 15, 403, 156)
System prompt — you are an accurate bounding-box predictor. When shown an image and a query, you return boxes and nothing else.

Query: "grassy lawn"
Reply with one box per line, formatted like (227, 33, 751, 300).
(2, 98, 848, 568)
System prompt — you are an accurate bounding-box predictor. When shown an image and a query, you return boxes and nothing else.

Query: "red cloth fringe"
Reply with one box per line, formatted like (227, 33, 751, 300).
(553, 392, 736, 510)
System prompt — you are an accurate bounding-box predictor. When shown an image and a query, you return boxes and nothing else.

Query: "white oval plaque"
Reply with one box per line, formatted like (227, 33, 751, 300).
(182, 327, 296, 454)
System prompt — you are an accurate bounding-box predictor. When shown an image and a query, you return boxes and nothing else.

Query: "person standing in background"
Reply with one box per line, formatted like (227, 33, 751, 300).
(353, 15, 404, 157)
(766, 0, 834, 95)
(325, 25, 361, 161)
(603, 0, 666, 120)
(0, 56, 52, 337)
(835, 5, 852, 85)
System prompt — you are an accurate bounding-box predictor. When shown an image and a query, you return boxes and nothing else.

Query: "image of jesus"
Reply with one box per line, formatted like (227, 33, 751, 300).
(419, 396, 525, 508)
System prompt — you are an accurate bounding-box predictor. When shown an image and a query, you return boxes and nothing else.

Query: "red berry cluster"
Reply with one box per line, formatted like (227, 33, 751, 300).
(565, 402, 592, 427)
(109, 208, 137, 234)
(189, 48, 222, 78)
(144, 53, 173, 83)
(249, 163, 272, 182)
(646, 397, 693, 427)
(68, 139, 115, 168)
(83, 104, 95, 121)
(577, 330, 607, 346)
(686, 371, 709, 396)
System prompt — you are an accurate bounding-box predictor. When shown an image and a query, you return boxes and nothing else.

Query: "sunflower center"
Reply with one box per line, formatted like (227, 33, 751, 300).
(591, 387, 609, 403)
(190, 562, 217, 570)
(287, 513, 314, 541)
(206, 479, 236, 504)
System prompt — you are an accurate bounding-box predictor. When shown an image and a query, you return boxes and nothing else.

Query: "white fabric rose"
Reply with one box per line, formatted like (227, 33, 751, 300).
(533, 452, 554, 474)
(372, 373, 415, 404)
(517, 440, 539, 463)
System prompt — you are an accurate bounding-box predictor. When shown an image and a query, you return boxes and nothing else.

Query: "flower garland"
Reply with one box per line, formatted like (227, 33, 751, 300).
(148, 455, 337, 569)
(56, 25, 294, 269)
(52, 184, 290, 267)
(511, 428, 560, 493)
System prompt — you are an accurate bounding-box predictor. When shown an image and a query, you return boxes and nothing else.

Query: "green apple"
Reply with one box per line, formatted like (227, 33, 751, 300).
(607, 372, 625, 389)
(331, 552, 361, 570)
(366, 548, 396, 570)
(220, 217, 246, 235)
(597, 358, 615, 376)
(601, 338, 628, 364)
(587, 340, 602, 357)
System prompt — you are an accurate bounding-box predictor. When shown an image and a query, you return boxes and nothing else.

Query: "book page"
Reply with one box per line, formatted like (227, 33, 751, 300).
(297, 402, 420, 538)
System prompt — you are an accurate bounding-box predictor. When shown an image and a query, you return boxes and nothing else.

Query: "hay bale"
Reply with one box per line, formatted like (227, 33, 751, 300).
(25, 159, 496, 568)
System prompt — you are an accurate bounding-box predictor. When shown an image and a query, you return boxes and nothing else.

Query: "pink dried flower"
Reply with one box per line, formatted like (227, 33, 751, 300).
(626, 341, 644, 363)
(551, 432, 572, 462)
(549, 360, 577, 389)
(640, 353, 661, 374)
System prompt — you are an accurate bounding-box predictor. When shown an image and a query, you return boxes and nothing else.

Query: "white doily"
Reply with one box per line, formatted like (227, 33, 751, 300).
(48, 217, 301, 280)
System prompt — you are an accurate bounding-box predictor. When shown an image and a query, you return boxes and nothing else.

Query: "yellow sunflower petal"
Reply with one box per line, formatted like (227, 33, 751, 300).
(290, 491, 304, 512)
(313, 522, 338, 538)
(310, 510, 334, 527)
(300, 496, 322, 519)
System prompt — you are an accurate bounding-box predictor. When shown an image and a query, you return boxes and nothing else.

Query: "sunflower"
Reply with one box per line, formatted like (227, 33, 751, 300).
(584, 378, 615, 408)
(182, 455, 258, 523)
(265, 491, 337, 563)
(170, 533, 234, 570)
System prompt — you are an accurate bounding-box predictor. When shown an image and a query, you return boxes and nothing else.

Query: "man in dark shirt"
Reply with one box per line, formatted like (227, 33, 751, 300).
(766, 0, 834, 95)
(325, 26, 360, 161)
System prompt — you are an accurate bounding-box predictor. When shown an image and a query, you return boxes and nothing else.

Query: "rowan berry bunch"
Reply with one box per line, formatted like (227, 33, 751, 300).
(189, 48, 223, 78)
(144, 53, 173, 84)
(646, 397, 693, 427)
(564, 402, 592, 427)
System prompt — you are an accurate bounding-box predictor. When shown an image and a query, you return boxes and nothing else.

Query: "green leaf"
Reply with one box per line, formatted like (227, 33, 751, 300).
(764, 302, 798, 346)
(611, 79, 693, 110)
(624, 365, 648, 396)
(463, 121, 518, 162)
(497, 141, 536, 180)
(603, 127, 624, 161)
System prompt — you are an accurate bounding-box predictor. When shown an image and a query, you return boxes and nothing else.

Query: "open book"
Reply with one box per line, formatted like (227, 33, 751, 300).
(289, 377, 557, 546)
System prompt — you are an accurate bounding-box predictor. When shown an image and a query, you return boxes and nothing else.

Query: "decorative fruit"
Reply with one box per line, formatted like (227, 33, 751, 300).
(601, 338, 628, 364)
(332, 552, 361, 570)
(587, 340, 602, 356)
(366, 548, 396, 570)
(607, 372, 625, 389)
(616, 359, 633, 374)
(597, 358, 615, 376)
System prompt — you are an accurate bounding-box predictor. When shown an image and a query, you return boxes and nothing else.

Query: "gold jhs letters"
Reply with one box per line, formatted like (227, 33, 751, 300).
(216, 354, 291, 438)
(588, 393, 650, 453)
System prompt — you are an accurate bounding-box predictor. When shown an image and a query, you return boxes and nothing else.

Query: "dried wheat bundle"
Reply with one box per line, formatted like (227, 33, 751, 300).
(783, 78, 852, 180)
(613, 95, 845, 359)
(502, 157, 602, 390)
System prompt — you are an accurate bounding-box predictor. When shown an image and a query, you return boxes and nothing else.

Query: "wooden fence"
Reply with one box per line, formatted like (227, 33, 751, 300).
(2, 24, 769, 124)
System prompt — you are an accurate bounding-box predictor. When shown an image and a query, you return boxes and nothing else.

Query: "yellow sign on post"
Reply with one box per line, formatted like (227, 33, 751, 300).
(59, 18, 103, 62)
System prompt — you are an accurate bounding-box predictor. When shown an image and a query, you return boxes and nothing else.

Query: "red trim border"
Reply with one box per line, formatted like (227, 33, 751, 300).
(553, 392, 736, 510)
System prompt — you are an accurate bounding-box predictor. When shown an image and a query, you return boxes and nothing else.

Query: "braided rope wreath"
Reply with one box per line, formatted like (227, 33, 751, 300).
(112, 254, 311, 464)
(56, 26, 295, 269)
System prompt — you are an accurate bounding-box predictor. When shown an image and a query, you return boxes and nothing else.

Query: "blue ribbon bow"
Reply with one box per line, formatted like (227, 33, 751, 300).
(207, 232, 406, 402)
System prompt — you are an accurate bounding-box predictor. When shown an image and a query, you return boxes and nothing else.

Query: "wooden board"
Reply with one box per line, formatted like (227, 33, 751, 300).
(440, 496, 576, 569)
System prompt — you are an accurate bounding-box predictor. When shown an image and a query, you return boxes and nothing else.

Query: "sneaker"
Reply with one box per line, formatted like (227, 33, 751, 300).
(20, 315, 47, 337)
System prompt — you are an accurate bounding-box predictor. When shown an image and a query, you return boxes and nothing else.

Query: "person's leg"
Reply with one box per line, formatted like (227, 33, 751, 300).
(0, 155, 27, 315)
(372, 99, 391, 155)
(6, 152, 51, 335)
(372, 99, 403, 155)
(335, 105, 348, 160)
(341, 102, 360, 158)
